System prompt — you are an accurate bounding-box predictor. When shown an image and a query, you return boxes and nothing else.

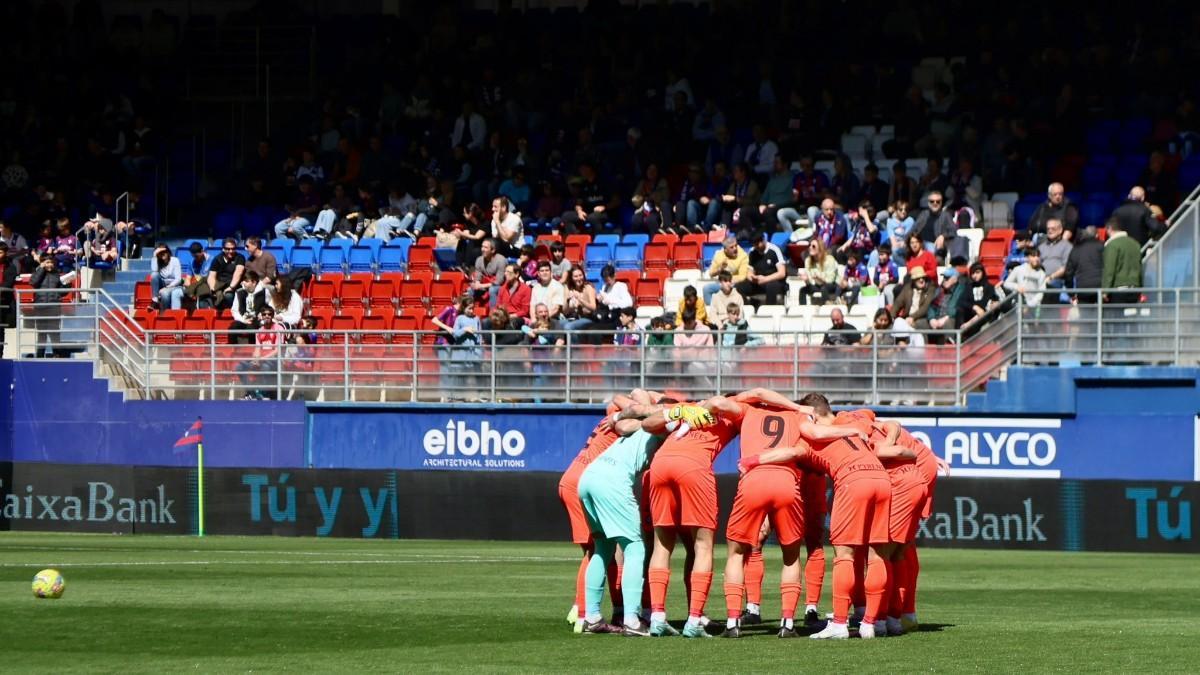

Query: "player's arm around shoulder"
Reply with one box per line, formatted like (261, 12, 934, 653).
(798, 420, 868, 441)
(875, 444, 917, 461)
(740, 446, 807, 475)
(731, 387, 812, 414)
(700, 395, 747, 421)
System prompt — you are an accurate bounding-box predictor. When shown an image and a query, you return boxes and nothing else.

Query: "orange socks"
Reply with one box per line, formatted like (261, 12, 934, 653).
(744, 550, 764, 605)
(648, 568, 670, 613)
(903, 546, 920, 615)
(723, 582, 745, 619)
(852, 547, 868, 609)
(863, 556, 889, 625)
(688, 571, 713, 618)
(831, 557, 854, 624)
(574, 555, 589, 611)
(805, 544, 826, 606)
(888, 555, 907, 619)
(780, 582, 802, 620)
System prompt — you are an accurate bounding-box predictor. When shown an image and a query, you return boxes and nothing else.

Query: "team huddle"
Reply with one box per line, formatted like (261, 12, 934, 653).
(557, 388, 947, 639)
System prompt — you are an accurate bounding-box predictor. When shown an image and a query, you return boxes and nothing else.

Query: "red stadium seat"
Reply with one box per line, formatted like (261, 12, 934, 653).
(398, 279, 428, 312)
(368, 279, 396, 313)
(672, 241, 701, 270)
(307, 280, 337, 309)
(652, 233, 680, 245)
(635, 277, 664, 306)
(642, 242, 672, 272)
(360, 314, 390, 344)
(134, 282, 153, 311)
(407, 246, 436, 273)
(565, 234, 592, 248)
(430, 279, 457, 308)
(339, 279, 367, 310)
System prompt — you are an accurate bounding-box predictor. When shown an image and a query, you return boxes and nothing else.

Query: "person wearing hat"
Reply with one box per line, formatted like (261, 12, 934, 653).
(961, 262, 1001, 338)
(916, 267, 969, 344)
(890, 265, 936, 324)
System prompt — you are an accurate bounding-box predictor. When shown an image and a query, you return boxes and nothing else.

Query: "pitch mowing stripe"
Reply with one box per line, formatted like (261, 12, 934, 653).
(0, 556, 578, 567)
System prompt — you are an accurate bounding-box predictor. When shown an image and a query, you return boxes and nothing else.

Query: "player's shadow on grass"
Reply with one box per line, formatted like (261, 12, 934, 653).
(914, 622, 953, 633)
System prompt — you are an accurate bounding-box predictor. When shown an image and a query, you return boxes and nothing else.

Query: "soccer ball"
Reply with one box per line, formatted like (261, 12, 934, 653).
(32, 569, 65, 599)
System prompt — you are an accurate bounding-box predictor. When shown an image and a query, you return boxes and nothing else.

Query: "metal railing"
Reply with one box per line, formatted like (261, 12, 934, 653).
(9, 288, 1010, 406)
(1143, 182, 1200, 288)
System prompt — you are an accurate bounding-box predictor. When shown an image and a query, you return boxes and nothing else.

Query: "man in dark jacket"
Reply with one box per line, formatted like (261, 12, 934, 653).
(1064, 225, 1105, 303)
(30, 255, 64, 357)
(1027, 182, 1080, 240)
(1111, 186, 1165, 247)
(0, 242, 20, 349)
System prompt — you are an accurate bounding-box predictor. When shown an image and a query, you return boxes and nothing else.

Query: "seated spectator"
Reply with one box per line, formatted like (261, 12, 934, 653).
(904, 233, 937, 283)
(736, 236, 787, 307)
(1003, 249, 1047, 308)
(1101, 219, 1143, 305)
(916, 157, 950, 205)
(530, 260, 566, 319)
(915, 190, 963, 261)
(83, 219, 118, 267)
(947, 157, 983, 215)
(596, 265, 633, 327)
(890, 266, 936, 322)
(1037, 218, 1073, 302)
(858, 163, 890, 212)
(32, 223, 54, 266)
(838, 201, 879, 263)
(1004, 229, 1034, 274)
(829, 154, 860, 209)
(471, 238, 506, 303)
(183, 243, 213, 308)
(490, 196, 524, 257)
(560, 162, 615, 235)
(810, 198, 848, 252)
(702, 236, 749, 305)
(613, 307, 643, 345)
(858, 308, 897, 347)
(236, 306, 284, 400)
(961, 263, 1000, 336)
(676, 284, 709, 328)
(561, 265, 599, 335)
(274, 176, 321, 239)
(498, 169, 532, 214)
(435, 221, 460, 250)
(229, 270, 268, 345)
(150, 245, 183, 310)
(630, 163, 671, 234)
(888, 162, 918, 205)
(674, 309, 714, 352)
(759, 155, 796, 234)
(0, 221, 29, 271)
(788, 155, 829, 219)
(720, 162, 763, 240)
(548, 241, 572, 283)
(1138, 150, 1178, 212)
(1064, 224, 1104, 304)
(882, 201, 915, 263)
(483, 307, 525, 344)
(522, 302, 566, 347)
(800, 238, 838, 305)
(673, 163, 719, 233)
(707, 271, 745, 326)
(517, 245, 538, 281)
(530, 181, 564, 232)
(455, 203, 488, 268)
(839, 250, 870, 308)
(870, 243, 901, 306)
(244, 236, 277, 282)
(495, 262, 531, 319)
(719, 303, 762, 347)
(207, 238, 247, 310)
(1026, 182, 1079, 241)
(267, 276, 304, 328)
(822, 308, 861, 346)
(917, 269, 968, 343)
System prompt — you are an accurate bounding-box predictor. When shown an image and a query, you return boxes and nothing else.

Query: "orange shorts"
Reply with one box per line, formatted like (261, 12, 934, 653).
(648, 454, 718, 530)
(829, 474, 892, 546)
(800, 472, 828, 545)
(557, 481, 592, 545)
(888, 467, 928, 544)
(726, 466, 804, 546)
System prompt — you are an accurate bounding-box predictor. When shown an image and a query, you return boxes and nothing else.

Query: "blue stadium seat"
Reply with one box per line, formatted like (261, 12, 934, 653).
(594, 233, 620, 254)
(212, 208, 243, 239)
(622, 233, 649, 249)
(1116, 118, 1152, 153)
(769, 232, 791, 250)
(586, 267, 603, 284)
(264, 246, 290, 273)
(298, 239, 324, 256)
(289, 247, 316, 271)
(348, 246, 376, 273)
(1081, 165, 1114, 192)
(585, 243, 612, 272)
(612, 243, 641, 271)
(523, 235, 535, 247)
(378, 246, 406, 272)
(1085, 120, 1120, 153)
(1114, 163, 1143, 193)
(268, 237, 295, 255)
(326, 238, 353, 253)
(1013, 198, 1041, 229)
(359, 238, 384, 258)
(318, 247, 346, 273)
(702, 243, 721, 270)
(1179, 162, 1200, 193)
(1090, 154, 1118, 168)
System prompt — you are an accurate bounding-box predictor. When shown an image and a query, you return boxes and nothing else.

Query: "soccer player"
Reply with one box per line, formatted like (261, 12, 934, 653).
(723, 399, 864, 638)
(745, 393, 914, 639)
(576, 403, 673, 636)
(559, 390, 650, 627)
(800, 467, 829, 626)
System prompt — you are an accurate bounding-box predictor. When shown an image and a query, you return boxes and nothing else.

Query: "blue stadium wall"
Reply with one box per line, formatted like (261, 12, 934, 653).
(0, 361, 1195, 551)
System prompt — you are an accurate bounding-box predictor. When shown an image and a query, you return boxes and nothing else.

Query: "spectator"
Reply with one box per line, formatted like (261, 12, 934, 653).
(498, 169, 533, 216)
(744, 124, 779, 184)
(523, 302, 566, 347)
(800, 238, 838, 305)
(719, 303, 761, 347)
(530, 181, 564, 232)
(530, 260, 565, 318)
(295, 149, 325, 185)
(484, 306, 526, 399)
(1003, 249, 1048, 308)
(692, 98, 725, 143)
(455, 203, 488, 268)
(1138, 150, 1178, 211)
(961, 263, 1000, 336)
(613, 307, 643, 346)
(561, 162, 615, 235)
(32, 224, 54, 266)
(490, 196, 524, 257)
(183, 243, 213, 308)
(736, 236, 787, 307)
(229, 270, 268, 345)
(28, 253, 63, 357)
(244, 237, 277, 282)
(517, 245, 538, 281)
(676, 284, 709, 328)
(236, 305, 284, 400)
(283, 316, 318, 397)
(1111, 186, 1165, 247)
(721, 162, 763, 239)
(839, 249, 870, 308)
(51, 221, 79, 272)
(829, 155, 860, 209)
(919, 269, 968, 343)
(759, 155, 795, 233)
(0, 242, 17, 344)
(871, 243, 901, 305)
(706, 127, 742, 177)
(1005, 229, 1035, 272)
(0, 221, 28, 270)
(150, 245, 183, 310)
(916, 158, 950, 205)
(888, 162, 918, 205)
(904, 233, 938, 283)
(821, 308, 861, 346)
(596, 265, 634, 326)
(947, 158, 984, 215)
(838, 202, 879, 262)
(914, 190, 960, 259)
(561, 265, 599, 335)
(83, 219, 118, 267)
(859, 308, 897, 347)
(673, 163, 720, 233)
(708, 271, 745, 326)
(630, 163, 671, 234)
(267, 276, 303, 328)
(810, 198, 848, 252)
(882, 201, 916, 262)
(431, 295, 473, 398)
(206, 238, 247, 309)
(1027, 182, 1080, 241)
(1102, 220, 1143, 304)
(702, 236, 749, 305)
(451, 101, 487, 152)
(471, 238, 506, 304)
(790, 155, 829, 216)
(891, 266, 937, 322)
(674, 309, 714, 356)
(274, 176, 321, 239)
(1065, 224, 1105, 303)
(495, 262, 532, 319)
(1038, 218, 1073, 301)
(548, 241, 572, 283)
(858, 163, 890, 212)
(449, 304, 484, 401)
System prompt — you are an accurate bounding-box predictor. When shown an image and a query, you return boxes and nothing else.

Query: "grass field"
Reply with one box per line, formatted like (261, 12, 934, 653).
(1, 533, 1198, 672)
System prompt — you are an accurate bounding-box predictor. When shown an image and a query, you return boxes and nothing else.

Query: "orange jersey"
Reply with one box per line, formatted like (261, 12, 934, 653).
(559, 406, 621, 488)
(802, 414, 884, 484)
(739, 406, 810, 460)
(655, 402, 743, 465)
(897, 426, 939, 485)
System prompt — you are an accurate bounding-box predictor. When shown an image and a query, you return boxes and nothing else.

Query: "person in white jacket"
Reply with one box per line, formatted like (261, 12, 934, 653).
(1003, 249, 1048, 308)
(266, 276, 304, 328)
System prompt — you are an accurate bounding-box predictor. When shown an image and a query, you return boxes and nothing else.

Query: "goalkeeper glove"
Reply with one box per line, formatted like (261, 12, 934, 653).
(667, 405, 715, 428)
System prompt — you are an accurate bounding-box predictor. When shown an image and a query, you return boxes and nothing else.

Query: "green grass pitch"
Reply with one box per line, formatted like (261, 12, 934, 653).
(1, 533, 1198, 672)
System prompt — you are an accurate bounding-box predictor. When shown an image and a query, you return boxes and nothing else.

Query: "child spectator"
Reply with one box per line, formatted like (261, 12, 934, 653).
(719, 303, 762, 347)
(839, 250, 870, 308)
(613, 307, 642, 345)
(676, 284, 709, 327)
(237, 306, 284, 400)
